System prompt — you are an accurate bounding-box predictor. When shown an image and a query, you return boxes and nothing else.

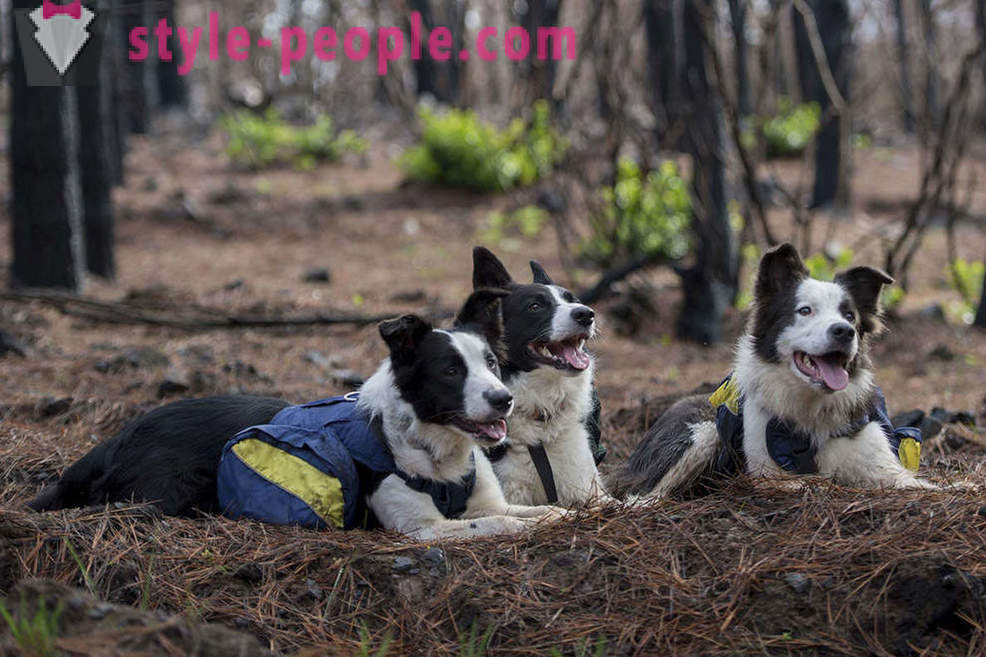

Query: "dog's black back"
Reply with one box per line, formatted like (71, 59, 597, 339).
(29, 396, 289, 516)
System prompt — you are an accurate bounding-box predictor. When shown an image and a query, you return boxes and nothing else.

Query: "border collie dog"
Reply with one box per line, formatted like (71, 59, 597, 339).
(609, 243, 933, 498)
(471, 247, 612, 506)
(30, 290, 562, 540)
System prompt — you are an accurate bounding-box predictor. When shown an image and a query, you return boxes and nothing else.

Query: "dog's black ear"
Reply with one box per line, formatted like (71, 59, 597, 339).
(756, 243, 809, 300)
(379, 315, 432, 367)
(834, 266, 894, 334)
(455, 288, 509, 359)
(530, 260, 554, 285)
(472, 247, 513, 290)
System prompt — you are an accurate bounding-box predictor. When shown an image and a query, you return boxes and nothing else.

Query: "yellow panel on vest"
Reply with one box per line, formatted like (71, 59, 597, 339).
(232, 439, 345, 528)
(709, 378, 740, 415)
(898, 437, 921, 472)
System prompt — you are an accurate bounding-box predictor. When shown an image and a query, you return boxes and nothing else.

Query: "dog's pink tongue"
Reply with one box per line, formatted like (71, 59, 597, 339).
(478, 419, 507, 442)
(549, 343, 590, 370)
(815, 356, 849, 391)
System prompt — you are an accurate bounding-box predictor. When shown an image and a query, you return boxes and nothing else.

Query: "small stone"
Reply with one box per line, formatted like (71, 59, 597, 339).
(537, 187, 567, 214)
(302, 268, 331, 284)
(785, 573, 811, 594)
(234, 563, 263, 583)
(341, 196, 364, 212)
(35, 396, 73, 419)
(329, 369, 364, 387)
(0, 329, 26, 357)
(421, 547, 445, 566)
(157, 370, 191, 397)
(389, 289, 427, 304)
(919, 303, 946, 321)
(393, 556, 416, 573)
(304, 577, 323, 600)
(303, 351, 336, 369)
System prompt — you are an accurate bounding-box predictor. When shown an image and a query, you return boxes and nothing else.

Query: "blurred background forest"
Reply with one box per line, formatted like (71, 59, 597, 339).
(2, 0, 986, 346)
(2, 1, 986, 655)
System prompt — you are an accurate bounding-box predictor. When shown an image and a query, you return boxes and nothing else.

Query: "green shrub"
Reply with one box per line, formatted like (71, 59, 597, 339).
(220, 109, 366, 170)
(581, 159, 691, 268)
(400, 100, 568, 192)
(947, 258, 984, 324)
(803, 247, 854, 281)
(481, 205, 549, 245)
(752, 98, 820, 159)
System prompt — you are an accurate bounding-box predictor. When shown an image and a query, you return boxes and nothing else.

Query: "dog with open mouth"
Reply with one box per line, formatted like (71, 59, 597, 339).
(609, 243, 933, 498)
(472, 247, 613, 506)
(30, 290, 564, 540)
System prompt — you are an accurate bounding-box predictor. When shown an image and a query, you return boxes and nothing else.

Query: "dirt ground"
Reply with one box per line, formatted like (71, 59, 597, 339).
(2, 123, 986, 655)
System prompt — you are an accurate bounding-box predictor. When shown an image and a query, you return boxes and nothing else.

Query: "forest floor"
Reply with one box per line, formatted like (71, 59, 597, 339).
(1, 120, 986, 655)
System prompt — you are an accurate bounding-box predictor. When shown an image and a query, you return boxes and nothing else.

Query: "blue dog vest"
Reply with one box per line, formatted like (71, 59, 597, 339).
(709, 376, 922, 475)
(216, 395, 476, 530)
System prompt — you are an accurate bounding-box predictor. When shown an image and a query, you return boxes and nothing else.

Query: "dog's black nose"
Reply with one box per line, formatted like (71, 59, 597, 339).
(484, 389, 513, 413)
(571, 306, 595, 327)
(829, 322, 855, 343)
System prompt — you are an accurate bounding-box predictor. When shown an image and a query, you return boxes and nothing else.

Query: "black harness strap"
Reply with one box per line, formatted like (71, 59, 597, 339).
(527, 444, 558, 505)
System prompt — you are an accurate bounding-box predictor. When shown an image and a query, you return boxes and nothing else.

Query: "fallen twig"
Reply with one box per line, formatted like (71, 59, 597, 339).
(0, 290, 438, 331)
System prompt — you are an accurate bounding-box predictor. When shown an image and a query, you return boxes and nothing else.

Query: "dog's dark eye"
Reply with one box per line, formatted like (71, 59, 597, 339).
(444, 366, 459, 377)
(486, 355, 498, 370)
(797, 306, 812, 316)
(528, 302, 541, 312)
(844, 311, 855, 322)
(562, 291, 575, 303)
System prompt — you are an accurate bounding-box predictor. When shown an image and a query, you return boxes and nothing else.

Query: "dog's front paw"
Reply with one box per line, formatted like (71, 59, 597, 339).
(527, 505, 571, 522)
(895, 476, 939, 490)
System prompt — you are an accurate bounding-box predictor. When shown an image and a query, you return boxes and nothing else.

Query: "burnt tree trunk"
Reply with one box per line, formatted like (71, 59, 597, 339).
(794, 0, 852, 209)
(975, 271, 986, 329)
(675, 0, 736, 345)
(78, 1, 116, 278)
(156, 0, 186, 108)
(9, 2, 84, 289)
(106, 0, 127, 184)
(977, 0, 986, 129)
(728, 0, 751, 116)
(120, 0, 158, 133)
(644, 0, 681, 148)
(917, 0, 940, 136)
(892, 0, 915, 133)
(408, 0, 462, 105)
(514, 0, 564, 106)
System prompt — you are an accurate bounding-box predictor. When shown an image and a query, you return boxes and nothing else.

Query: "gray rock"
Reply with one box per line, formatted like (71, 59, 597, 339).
(302, 268, 331, 284)
(35, 396, 73, 419)
(421, 547, 445, 566)
(919, 304, 946, 321)
(393, 556, 417, 573)
(157, 370, 191, 397)
(784, 573, 811, 594)
(329, 369, 364, 387)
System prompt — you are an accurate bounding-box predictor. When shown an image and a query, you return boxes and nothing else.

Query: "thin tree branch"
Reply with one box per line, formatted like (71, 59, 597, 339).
(0, 291, 425, 331)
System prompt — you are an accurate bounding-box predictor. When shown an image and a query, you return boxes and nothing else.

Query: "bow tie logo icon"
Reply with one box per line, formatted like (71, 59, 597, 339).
(29, 0, 93, 76)
(42, 0, 82, 19)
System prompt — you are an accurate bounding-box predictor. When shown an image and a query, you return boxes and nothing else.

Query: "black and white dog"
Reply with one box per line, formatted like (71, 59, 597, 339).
(609, 243, 934, 498)
(30, 290, 563, 539)
(471, 247, 612, 506)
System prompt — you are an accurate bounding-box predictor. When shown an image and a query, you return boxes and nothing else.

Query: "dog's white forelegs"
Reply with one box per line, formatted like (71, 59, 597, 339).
(367, 451, 564, 540)
(815, 421, 935, 489)
(741, 406, 790, 479)
(465, 452, 566, 519)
